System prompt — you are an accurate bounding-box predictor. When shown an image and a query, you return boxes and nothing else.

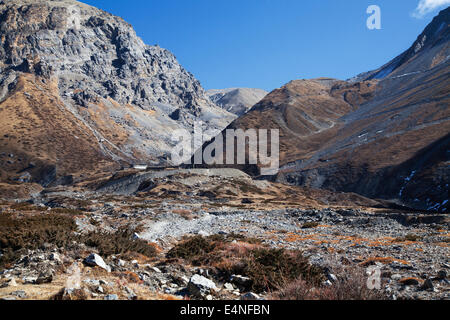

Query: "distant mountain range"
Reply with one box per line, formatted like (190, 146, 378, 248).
(208, 7, 450, 212)
(207, 88, 268, 116)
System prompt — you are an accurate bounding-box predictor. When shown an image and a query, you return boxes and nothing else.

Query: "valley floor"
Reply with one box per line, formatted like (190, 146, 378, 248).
(0, 169, 448, 300)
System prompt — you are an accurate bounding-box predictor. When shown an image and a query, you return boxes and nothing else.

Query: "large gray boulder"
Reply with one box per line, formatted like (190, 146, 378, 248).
(187, 274, 218, 299)
(84, 254, 111, 273)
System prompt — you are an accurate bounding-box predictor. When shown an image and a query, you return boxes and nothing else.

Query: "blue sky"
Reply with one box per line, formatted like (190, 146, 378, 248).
(82, 0, 448, 91)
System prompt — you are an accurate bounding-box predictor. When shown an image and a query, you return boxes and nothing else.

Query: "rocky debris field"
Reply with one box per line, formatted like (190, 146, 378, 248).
(0, 170, 448, 301)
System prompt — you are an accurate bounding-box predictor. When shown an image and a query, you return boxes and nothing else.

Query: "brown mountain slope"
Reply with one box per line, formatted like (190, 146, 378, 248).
(0, 74, 117, 185)
(207, 8, 450, 212)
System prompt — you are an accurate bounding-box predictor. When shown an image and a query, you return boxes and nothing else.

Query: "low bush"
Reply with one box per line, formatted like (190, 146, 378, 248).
(394, 234, 422, 242)
(166, 236, 216, 263)
(302, 222, 320, 229)
(225, 248, 324, 292)
(10, 202, 47, 212)
(50, 208, 84, 216)
(0, 212, 77, 270)
(0, 213, 156, 271)
(81, 228, 157, 259)
(271, 264, 388, 300)
(166, 235, 324, 292)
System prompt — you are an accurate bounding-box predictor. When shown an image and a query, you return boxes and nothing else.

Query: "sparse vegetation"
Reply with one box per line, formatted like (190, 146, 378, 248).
(302, 222, 320, 229)
(0, 212, 78, 270)
(271, 265, 387, 300)
(9, 202, 47, 212)
(50, 208, 85, 216)
(230, 248, 324, 292)
(166, 235, 323, 292)
(172, 209, 194, 220)
(166, 236, 216, 263)
(394, 234, 422, 242)
(0, 213, 156, 271)
(81, 228, 157, 259)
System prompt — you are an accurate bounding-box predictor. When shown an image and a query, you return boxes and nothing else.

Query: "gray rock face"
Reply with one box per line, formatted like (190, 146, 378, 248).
(207, 88, 268, 116)
(0, 0, 235, 167)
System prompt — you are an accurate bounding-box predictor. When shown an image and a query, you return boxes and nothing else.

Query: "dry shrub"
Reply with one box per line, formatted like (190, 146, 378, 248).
(302, 222, 320, 229)
(118, 270, 142, 284)
(10, 202, 47, 212)
(166, 236, 216, 263)
(271, 264, 388, 300)
(226, 248, 324, 292)
(0, 212, 78, 270)
(166, 235, 323, 292)
(0, 214, 156, 271)
(394, 234, 422, 242)
(50, 208, 84, 216)
(81, 228, 157, 259)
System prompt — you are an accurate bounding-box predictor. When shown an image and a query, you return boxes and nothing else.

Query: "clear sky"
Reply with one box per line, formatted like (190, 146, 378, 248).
(82, 0, 449, 91)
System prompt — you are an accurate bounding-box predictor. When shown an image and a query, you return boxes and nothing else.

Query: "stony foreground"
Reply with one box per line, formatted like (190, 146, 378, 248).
(0, 179, 448, 300)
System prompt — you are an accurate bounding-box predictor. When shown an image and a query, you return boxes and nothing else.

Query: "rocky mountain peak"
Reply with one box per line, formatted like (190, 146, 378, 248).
(0, 0, 224, 116)
(356, 6, 449, 81)
(0, 0, 234, 184)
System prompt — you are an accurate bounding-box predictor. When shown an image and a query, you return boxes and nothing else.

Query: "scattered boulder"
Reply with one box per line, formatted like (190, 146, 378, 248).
(187, 274, 217, 299)
(11, 290, 27, 298)
(117, 259, 126, 267)
(49, 253, 61, 264)
(36, 273, 53, 284)
(132, 233, 141, 240)
(22, 276, 38, 284)
(224, 283, 234, 291)
(421, 279, 434, 291)
(84, 254, 111, 272)
(104, 294, 118, 301)
(437, 270, 447, 280)
(8, 278, 17, 287)
(151, 267, 162, 273)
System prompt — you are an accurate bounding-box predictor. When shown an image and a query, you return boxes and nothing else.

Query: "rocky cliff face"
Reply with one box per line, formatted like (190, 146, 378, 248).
(0, 0, 235, 184)
(207, 88, 268, 116)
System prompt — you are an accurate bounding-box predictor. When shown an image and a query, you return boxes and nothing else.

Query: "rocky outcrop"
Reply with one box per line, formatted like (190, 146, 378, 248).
(0, 0, 235, 185)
